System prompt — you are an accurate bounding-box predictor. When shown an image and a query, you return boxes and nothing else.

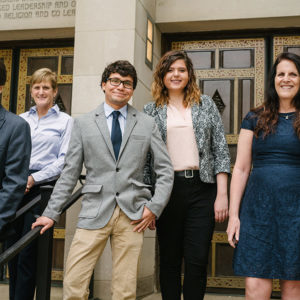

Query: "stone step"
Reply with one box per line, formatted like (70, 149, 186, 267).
(1, 283, 246, 299)
(0, 284, 62, 300)
(141, 293, 245, 300)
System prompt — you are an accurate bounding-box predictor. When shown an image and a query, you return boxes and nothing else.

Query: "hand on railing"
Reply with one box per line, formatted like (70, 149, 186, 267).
(0, 183, 83, 267)
(32, 216, 54, 234)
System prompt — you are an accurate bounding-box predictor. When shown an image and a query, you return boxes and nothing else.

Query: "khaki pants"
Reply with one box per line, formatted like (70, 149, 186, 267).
(63, 205, 144, 300)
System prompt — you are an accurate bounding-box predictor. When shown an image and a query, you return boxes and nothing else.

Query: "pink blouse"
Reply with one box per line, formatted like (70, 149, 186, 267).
(166, 104, 199, 171)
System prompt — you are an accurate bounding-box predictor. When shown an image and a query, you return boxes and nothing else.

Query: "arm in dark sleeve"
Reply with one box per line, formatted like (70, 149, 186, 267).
(0, 121, 31, 232)
(210, 100, 231, 175)
(143, 103, 156, 186)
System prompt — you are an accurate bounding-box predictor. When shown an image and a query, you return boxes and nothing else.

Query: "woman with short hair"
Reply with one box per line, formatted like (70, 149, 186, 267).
(7, 68, 73, 300)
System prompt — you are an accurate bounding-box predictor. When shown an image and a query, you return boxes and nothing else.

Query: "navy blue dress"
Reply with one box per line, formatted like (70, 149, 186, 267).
(233, 111, 300, 280)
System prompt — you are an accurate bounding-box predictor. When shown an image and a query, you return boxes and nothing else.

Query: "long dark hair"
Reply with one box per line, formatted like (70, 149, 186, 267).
(253, 52, 300, 138)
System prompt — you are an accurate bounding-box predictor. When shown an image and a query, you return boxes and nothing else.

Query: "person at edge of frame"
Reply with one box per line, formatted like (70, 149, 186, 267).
(0, 60, 31, 241)
(227, 52, 300, 299)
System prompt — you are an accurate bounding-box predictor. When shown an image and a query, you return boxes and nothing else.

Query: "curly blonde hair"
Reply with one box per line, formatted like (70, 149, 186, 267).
(152, 50, 200, 107)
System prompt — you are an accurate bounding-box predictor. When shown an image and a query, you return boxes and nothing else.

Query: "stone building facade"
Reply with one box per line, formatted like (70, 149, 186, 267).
(1, 0, 299, 298)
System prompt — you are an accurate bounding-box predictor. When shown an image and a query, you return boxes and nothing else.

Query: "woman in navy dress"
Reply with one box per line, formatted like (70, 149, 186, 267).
(227, 52, 300, 299)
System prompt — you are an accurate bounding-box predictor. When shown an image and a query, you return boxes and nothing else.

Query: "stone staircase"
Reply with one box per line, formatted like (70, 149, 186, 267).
(1, 283, 248, 299)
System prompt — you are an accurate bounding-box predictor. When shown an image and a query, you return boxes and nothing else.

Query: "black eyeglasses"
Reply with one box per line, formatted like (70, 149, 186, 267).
(107, 78, 133, 89)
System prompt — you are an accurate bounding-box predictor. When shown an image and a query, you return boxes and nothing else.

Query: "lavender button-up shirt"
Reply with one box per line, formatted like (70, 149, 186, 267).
(20, 104, 73, 184)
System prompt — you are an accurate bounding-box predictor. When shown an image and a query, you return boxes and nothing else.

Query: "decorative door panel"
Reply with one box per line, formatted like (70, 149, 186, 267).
(172, 38, 272, 290)
(0, 49, 13, 110)
(274, 36, 300, 61)
(17, 47, 73, 116)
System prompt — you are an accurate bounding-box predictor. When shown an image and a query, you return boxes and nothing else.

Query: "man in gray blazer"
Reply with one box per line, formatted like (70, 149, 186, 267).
(32, 60, 174, 300)
(0, 61, 31, 240)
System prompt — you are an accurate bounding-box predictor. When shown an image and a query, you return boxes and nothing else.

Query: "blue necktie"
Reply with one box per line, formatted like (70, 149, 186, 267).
(111, 111, 122, 160)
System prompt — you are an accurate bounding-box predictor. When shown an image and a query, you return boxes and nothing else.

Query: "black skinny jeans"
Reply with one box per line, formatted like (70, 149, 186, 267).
(157, 174, 216, 300)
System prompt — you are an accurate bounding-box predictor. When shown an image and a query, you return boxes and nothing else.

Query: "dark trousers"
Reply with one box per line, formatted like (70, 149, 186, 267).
(157, 175, 216, 300)
(6, 181, 55, 300)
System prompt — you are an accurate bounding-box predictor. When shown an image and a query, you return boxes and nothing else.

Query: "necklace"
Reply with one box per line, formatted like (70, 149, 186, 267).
(280, 112, 295, 120)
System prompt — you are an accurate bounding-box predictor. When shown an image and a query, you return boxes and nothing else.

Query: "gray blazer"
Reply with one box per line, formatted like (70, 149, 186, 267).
(144, 94, 231, 183)
(43, 103, 174, 229)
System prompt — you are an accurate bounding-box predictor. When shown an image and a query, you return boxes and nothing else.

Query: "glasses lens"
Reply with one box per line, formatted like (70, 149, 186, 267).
(108, 78, 133, 89)
(110, 78, 121, 86)
(123, 81, 133, 89)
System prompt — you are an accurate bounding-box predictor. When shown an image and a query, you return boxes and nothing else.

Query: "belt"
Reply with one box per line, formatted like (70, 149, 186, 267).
(174, 170, 199, 178)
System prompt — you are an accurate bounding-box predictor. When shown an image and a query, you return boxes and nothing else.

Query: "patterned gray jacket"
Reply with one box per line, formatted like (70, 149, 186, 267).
(143, 94, 231, 184)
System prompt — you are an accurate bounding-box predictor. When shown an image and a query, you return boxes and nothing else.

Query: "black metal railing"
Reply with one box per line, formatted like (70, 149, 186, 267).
(0, 178, 87, 300)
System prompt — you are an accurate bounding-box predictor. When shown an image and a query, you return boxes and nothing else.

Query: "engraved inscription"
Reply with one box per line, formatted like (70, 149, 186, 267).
(0, 0, 76, 20)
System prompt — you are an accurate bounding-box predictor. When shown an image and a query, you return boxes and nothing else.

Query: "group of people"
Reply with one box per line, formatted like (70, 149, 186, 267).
(0, 49, 299, 300)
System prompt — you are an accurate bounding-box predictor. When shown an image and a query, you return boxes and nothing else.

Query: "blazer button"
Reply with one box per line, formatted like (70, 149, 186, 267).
(116, 168, 120, 172)
(199, 151, 203, 158)
(116, 192, 119, 196)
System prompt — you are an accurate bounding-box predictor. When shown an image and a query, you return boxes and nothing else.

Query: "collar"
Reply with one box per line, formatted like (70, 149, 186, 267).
(29, 104, 60, 115)
(104, 102, 127, 119)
